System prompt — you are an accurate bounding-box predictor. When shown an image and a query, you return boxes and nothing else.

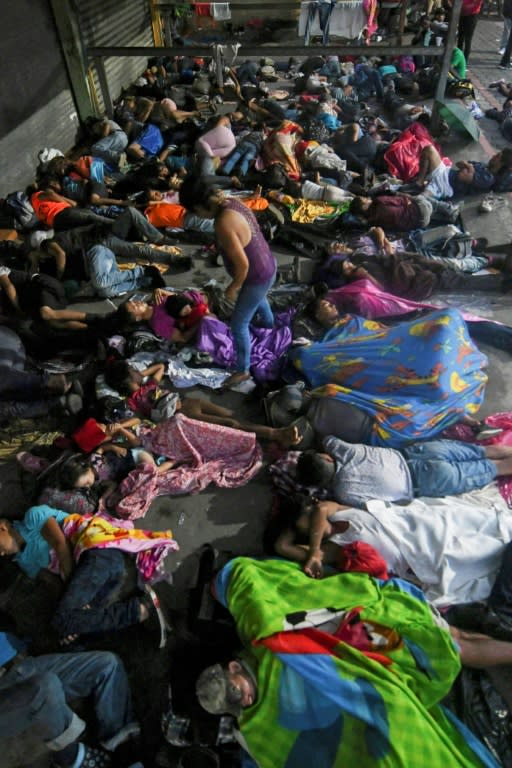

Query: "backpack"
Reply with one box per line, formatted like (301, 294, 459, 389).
(397, 55, 415, 74)
(4, 191, 38, 230)
(446, 79, 475, 100)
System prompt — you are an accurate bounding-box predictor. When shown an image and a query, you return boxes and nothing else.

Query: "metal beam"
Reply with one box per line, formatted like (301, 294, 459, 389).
(50, 0, 97, 120)
(432, 0, 463, 131)
(88, 44, 445, 58)
(93, 57, 114, 118)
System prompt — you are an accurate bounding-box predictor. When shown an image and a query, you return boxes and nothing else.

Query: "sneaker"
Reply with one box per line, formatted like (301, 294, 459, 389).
(168, 255, 193, 271)
(479, 197, 495, 213)
(499, 47, 506, 55)
(499, 62, 512, 69)
(489, 78, 506, 88)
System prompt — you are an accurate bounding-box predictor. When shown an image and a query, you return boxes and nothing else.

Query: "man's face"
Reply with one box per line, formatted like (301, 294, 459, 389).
(149, 189, 163, 202)
(125, 299, 149, 321)
(315, 299, 339, 326)
(0, 523, 20, 557)
(227, 661, 256, 708)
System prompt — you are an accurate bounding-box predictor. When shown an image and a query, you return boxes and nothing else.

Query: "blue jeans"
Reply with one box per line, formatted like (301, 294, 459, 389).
(91, 131, 128, 166)
(304, 0, 336, 45)
(222, 142, 259, 176)
(86, 244, 145, 298)
(0, 650, 136, 752)
(231, 275, 275, 373)
(402, 439, 496, 497)
(184, 212, 214, 233)
(110, 206, 164, 244)
(52, 549, 142, 639)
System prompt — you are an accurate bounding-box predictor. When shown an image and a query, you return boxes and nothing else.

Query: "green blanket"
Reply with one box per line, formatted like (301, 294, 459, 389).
(215, 558, 498, 768)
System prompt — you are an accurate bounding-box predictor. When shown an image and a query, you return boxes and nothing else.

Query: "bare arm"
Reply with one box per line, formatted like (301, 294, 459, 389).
(0, 274, 22, 314)
(274, 528, 309, 563)
(215, 210, 249, 300)
(40, 189, 77, 207)
(47, 242, 67, 280)
(305, 500, 349, 578)
(142, 363, 166, 382)
(41, 517, 74, 581)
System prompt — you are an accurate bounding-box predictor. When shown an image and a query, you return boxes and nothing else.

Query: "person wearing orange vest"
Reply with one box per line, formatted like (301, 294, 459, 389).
(30, 178, 112, 231)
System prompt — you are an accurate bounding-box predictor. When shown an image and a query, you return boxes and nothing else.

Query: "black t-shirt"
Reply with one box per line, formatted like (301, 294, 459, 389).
(8, 269, 67, 315)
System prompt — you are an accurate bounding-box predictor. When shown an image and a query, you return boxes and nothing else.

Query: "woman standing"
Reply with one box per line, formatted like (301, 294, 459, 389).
(457, 0, 483, 65)
(180, 179, 277, 389)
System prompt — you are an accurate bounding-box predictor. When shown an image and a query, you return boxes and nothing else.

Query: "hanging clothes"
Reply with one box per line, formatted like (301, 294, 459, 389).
(194, 2, 212, 16)
(212, 3, 231, 20)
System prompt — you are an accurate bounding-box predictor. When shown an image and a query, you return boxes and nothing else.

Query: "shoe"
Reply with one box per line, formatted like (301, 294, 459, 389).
(444, 600, 488, 631)
(168, 254, 193, 271)
(142, 584, 168, 649)
(475, 425, 504, 440)
(499, 48, 506, 55)
(499, 62, 512, 69)
(479, 197, 495, 213)
(489, 78, 506, 88)
(143, 266, 166, 288)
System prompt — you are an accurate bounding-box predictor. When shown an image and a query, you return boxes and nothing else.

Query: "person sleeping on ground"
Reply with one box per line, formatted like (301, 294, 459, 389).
(289, 295, 488, 446)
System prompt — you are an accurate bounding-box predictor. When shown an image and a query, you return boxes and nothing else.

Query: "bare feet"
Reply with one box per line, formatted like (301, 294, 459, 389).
(231, 176, 242, 189)
(254, 184, 262, 198)
(221, 372, 251, 391)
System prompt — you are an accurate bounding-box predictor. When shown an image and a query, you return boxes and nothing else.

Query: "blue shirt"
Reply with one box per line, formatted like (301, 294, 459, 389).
(324, 435, 414, 507)
(0, 632, 26, 666)
(13, 505, 68, 578)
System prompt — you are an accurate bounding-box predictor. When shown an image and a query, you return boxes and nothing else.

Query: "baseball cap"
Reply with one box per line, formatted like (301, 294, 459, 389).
(196, 664, 242, 718)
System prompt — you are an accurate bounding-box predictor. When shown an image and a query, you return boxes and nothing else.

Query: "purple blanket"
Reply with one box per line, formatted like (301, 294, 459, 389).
(196, 313, 293, 382)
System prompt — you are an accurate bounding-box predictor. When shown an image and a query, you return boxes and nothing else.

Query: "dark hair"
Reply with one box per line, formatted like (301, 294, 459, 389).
(303, 284, 330, 321)
(104, 359, 133, 394)
(179, 175, 219, 212)
(165, 293, 193, 318)
(349, 196, 368, 216)
(58, 456, 94, 490)
(115, 300, 143, 330)
(296, 450, 335, 487)
(265, 164, 288, 190)
(501, 148, 512, 168)
(141, 187, 155, 204)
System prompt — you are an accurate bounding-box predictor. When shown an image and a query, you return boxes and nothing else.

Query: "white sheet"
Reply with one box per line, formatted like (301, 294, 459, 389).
(329, 483, 512, 606)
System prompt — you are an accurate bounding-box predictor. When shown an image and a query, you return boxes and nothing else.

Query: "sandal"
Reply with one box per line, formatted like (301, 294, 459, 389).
(81, 746, 112, 768)
(52, 744, 111, 768)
